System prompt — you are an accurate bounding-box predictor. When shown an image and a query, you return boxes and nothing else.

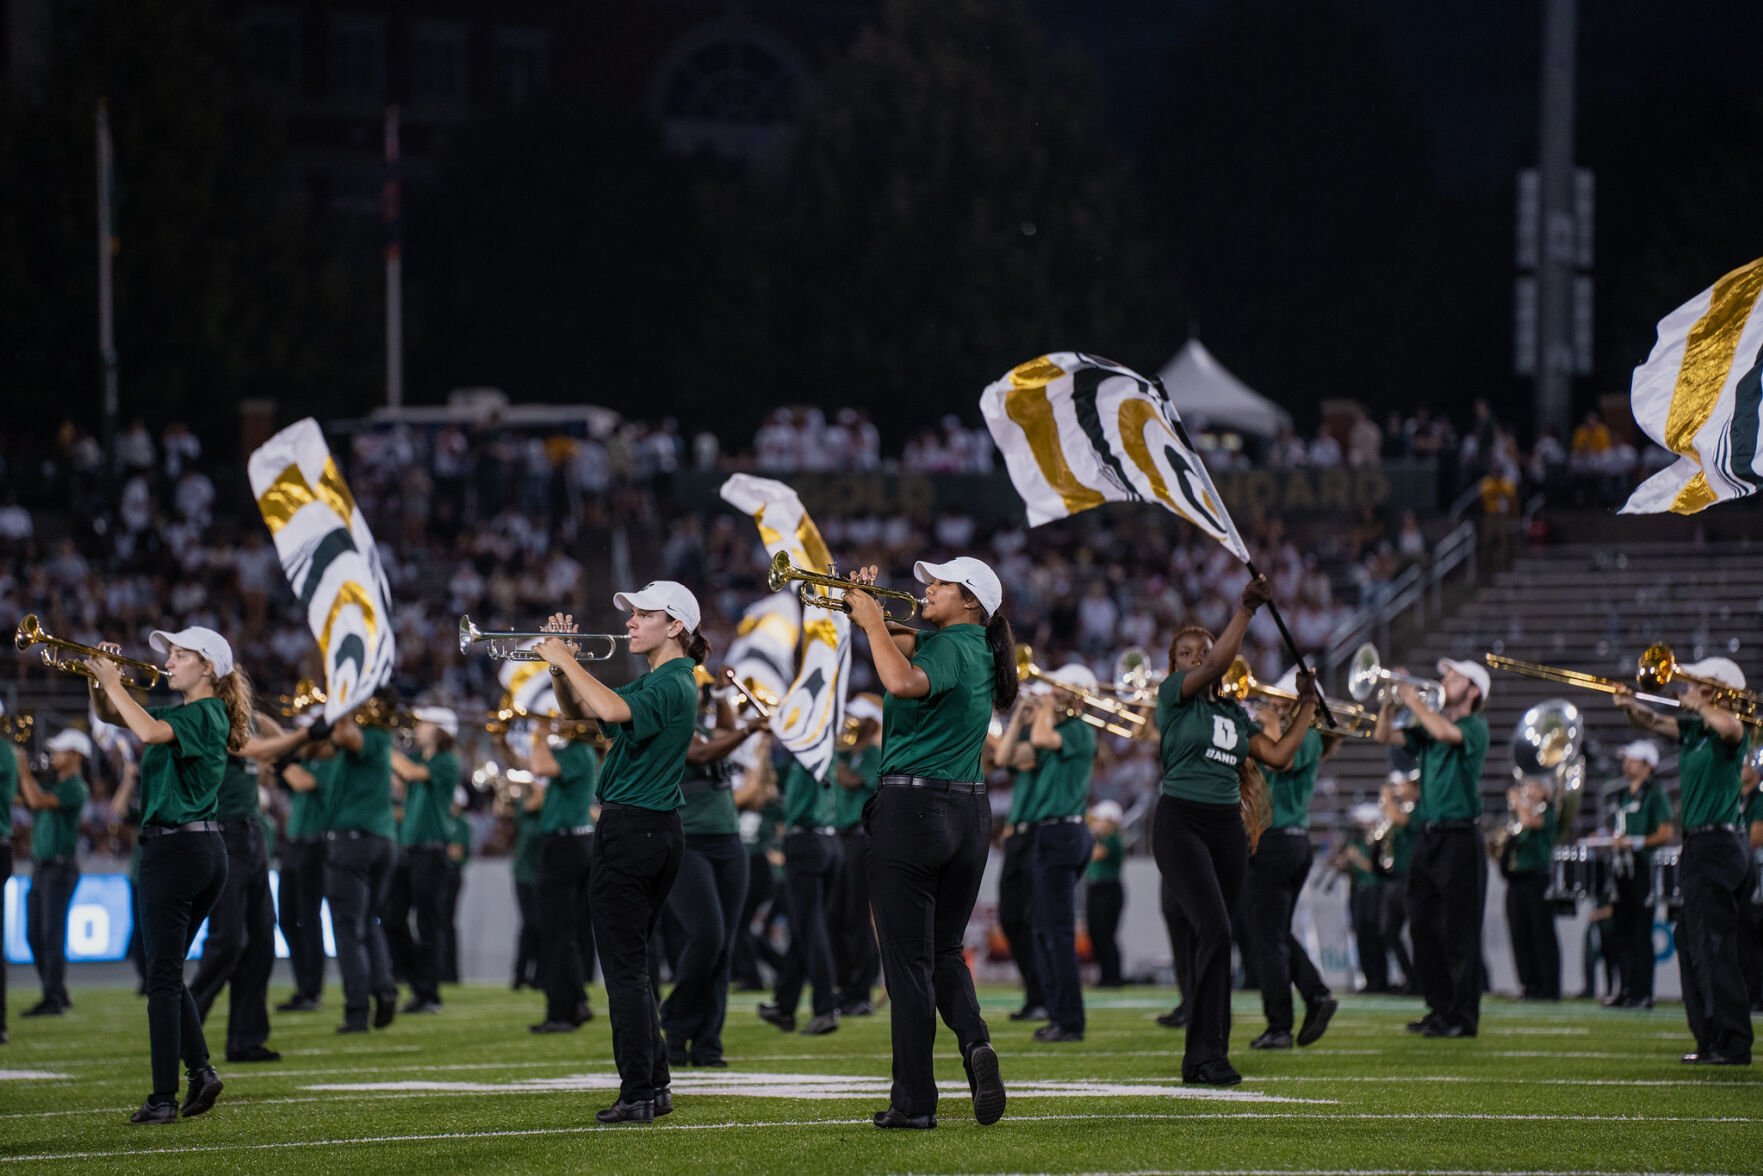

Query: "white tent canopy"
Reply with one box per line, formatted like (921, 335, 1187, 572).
(1155, 340, 1292, 438)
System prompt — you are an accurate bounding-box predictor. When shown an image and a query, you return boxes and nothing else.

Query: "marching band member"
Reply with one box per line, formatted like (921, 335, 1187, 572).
(845, 555, 1012, 1129)
(1247, 674, 1339, 1049)
(1377, 772, 1418, 993)
(388, 707, 462, 1015)
(1616, 658, 1752, 1065)
(0, 722, 18, 1043)
(1333, 803, 1389, 992)
(1739, 749, 1762, 1011)
(1154, 577, 1316, 1086)
(443, 787, 470, 984)
(320, 702, 400, 1035)
(88, 626, 250, 1125)
(504, 776, 545, 991)
(534, 583, 704, 1125)
(525, 716, 601, 1033)
(759, 754, 843, 1035)
(832, 694, 884, 1015)
(1084, 800, 1127, 989)
(1022, 666, 1099, 1043)
(661, 681, 762, 1065)
(1605, 740, 1673, 1009)
(276, 749, 334, 1011)
(1374, 658, 1489, 1039)
(17, 730, 90, 1018)
(991, 694, 1049, 1023)
(1501, 779, 1559, 1000)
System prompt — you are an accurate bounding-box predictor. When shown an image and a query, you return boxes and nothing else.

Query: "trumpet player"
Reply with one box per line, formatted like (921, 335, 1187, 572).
(1605, 740, 1672, 1009)
(386, 707, 462, 1016)
(1615, 658, 1752, 1065)
(1373, 658, 1490, 1039)
(991, 692, 1049, 1025)
(1501, 779, 1559, 1000)
(17, 730, 92, 1019)
(832, 694, 884, 1016)
(522, 713, 602, 1034)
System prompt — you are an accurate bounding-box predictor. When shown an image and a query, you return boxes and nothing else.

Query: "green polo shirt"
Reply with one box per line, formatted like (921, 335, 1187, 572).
(1157, 670, 1255, 805)
(1006, 768, 1036, 825)
(1019, 716, 1095, 822)
(1347, 835, 1381, 889)
(879, 624, 992, 782)
(1677, 715, 1745, 828)
(31, 776, 87, 860)
(540, 742, 599, 833)
(1085, 830, 1124, 882)
(0, 747, 17, 840)
(401, 751, 458, 846)
(1267, 728, 1322, 829)
(140, 697, 229, 826)
(449, 812, 471, 860)
(286, 757, 334, 841)
(328, 725, 396, 838)
(1403, 714, 1488, 823)
(781, 759, 837, 829)
(679, 714, 738, 837)
(1616, 779, 1672, 861)
(1512, 805, 1556, 873)
(513, 806, 543, 885)
(216, 755, 259, 822)
(598, 657, 695, 811)
(834, 745, 881, 831)
(1384, 823, 1414, 876)
(1743, 786, 1763, 831)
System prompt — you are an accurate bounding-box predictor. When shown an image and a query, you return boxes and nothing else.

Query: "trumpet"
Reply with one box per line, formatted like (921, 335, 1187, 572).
(766, 552, 921, 621)
(1220, 658, 1379, 738)
(1, 711, 33, 746)
(1016, 645, 1149, 739)
(14, 614, 162, 689)
(1348, 642, 1443, 726)
(275, 678, 327, 719)
(458, 616, 627, 662)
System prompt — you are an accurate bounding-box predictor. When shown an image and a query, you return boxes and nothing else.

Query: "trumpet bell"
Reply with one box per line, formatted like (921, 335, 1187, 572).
(1347, 643, 1382, 703)
(14, 614, 163, 689)
(767, 552, 920, 621)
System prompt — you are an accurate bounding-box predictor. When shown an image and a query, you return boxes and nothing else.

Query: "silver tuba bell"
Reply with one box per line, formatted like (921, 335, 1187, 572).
(1510, 698, 1585, 843)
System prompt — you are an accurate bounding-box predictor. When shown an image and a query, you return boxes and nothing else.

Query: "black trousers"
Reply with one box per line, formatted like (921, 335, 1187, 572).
(1611, 864, 1656, 1001)
(1160, 878, 1195, 1004)
(831, 828, 880, 1005)
(1407, 827, 1486, 1032)
(513, 878, 541, 987)
(1153, 796, 1247, 1073)
(998, 827, 1043, 1009)
(865, 785, 991, 1118)
(1087, 878, 1124, 987)
(1740, 880, 1763, 1010)
(1248, 832, 1329, 1031)
(590, 804, 684, 1103)
(277, 839, 327, 1001)
(539, 832, 595, 1023)
(1504, 870, 1559, 999)
(190, 821, 276, 1054)
(324, 833, 397, 1027)
(1029, 820, 1093, 1033)
(440, 863, 464, 983)
(27, 858, 79, 1007)
(1351, 884, 1389, 992)
(385, 845, 449, 1004)
(732, 849, 784, 988)
(138, 831, 227, 1096)
(1674, 829, 1754, 1061)
(775, 830, 842, 1017)
(0, 842, 10, 1031)
(660, 833, 749, 1062)
(1379, 878, 1412, 988)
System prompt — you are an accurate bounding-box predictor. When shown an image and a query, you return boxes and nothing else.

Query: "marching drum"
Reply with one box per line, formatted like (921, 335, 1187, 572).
(1546, 844, 1613, 908)
(1648, 846, 1683, 909)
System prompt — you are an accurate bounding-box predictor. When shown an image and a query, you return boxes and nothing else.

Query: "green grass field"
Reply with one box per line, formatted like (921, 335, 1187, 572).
(1, 984, 1759, 1173)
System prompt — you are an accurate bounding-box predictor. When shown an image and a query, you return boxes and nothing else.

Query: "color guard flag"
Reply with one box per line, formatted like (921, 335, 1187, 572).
(720, 474, 850, 778)
(980, 352, 1252, 561)
(1621, 257, 1763, 515)
(724, 593, 801, 712)
(248, 419, 396, 721)
(499, 649, 559, 722)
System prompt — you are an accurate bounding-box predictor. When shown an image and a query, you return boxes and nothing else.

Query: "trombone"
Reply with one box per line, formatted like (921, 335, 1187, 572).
(1015, 645, 1148, 739)
(1219, 658, 1379, 738)
(1484, 649, 1759, 728)
(14, 614, 163, 689)
(766, 552, 921, 622)
(458, 616, 627, 662)
(1636, 643, 1760, 723)
(1348, 642, 1443, 726)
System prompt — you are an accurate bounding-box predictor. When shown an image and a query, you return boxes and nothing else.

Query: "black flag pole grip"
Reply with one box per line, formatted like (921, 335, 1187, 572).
(1244, 560, 1338, 730)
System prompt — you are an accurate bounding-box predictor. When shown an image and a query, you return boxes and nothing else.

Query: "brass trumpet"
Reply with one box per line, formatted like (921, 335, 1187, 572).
(1348, 643, 1442, 726)
(1220, 658, 1378, 738)
(275, 678, 327, 719)
(1015, 645, 1149, 739)
(14, 614, 162, 689)
(766, 552, 921, 621)
(458, 616, 627, 662)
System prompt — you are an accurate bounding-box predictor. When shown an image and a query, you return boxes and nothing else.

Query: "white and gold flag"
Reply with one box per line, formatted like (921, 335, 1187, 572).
(1621, 257, 1763, 515)
(248, 419, 396, 721)
(980, 352, 1251, 561)
(720, 473, 850, 779)
(499, 650, 560, 721)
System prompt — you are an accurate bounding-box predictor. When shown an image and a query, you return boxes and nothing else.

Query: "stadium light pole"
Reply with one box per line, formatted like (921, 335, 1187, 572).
(1534, 0, 1577, 441)
(384, 106, 404, 409)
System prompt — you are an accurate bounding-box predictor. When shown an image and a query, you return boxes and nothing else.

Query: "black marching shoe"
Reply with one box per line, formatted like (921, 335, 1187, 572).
(1249, 1030, 1293, 1050)
(800, 1011, 841, 1036)
(1421, 1021, 1474, 1038)
(574, 1001, 595, 1024)
(401, 998, 442, 1015)
(840, 998, 875, 1017)
(1620, 996, 1654, 1010)
(1007, 1004, 1048, 1022)
(1599, 991, 1630, 1008)
(336, 1022, 370, 1035)
(873, 1106, 936, 1129)
(1683, 1050, 1752, 1065)
(181, 1066, 224, 1117)
(1183, 1060, 1243, 1086)
(595, 1098, 655, 1124)
(529, 1020, 578, 1034)
(1405, 1014, 1441, 1034)
(129, 1095, 179, 1126)
(655, 1088, 674, 1116)
(1032, 1023, 1083, 1042)
(963, 1042, 1006, 1126)
(373, 992, 397, 1029)
(1297, 996, 1338, 1047)
(756, 1003, 797, 1033)
(226, 1046, 282, 1063)
(275, 996, 320, 1013)
(1155, 1004, 1190, 1029)
(22, 1000, 63, 1018)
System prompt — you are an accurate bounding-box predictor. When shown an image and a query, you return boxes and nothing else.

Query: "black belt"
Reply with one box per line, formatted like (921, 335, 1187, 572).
(1032, 815, 1085, 828)
(1422, 820, 1477, 832)
(879, 775, 986, 795)
(326, 829, 387, 841)
(284, 836, 321, 846)
(141, 820, 221, 840)
(1685, 823, 1743, 836)
(790, 824, 836, 835)
(546, 826, 593, 838)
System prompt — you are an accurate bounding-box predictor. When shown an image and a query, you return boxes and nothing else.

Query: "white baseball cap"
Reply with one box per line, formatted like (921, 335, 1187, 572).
(613, 580, 701, 633)
(1090, 800, 1124, 825)
(913, 556, 1003, 618)
(848, 693, 883, 724)
(149, 626, 235, 679)
(1680, 657, 1746, 690)
(412, 706, 459, 738)
(1437, 657, 1491, 702)
(1352, 801, 1383, 826)
(47, 729, 94, 759)
(1618, 739, 1659, 767)
(1052, 663, 1099, 694)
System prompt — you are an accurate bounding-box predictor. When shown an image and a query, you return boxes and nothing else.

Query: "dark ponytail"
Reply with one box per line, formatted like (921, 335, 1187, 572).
(984, 609, 1018, 712)
(685, 629, 712, 666)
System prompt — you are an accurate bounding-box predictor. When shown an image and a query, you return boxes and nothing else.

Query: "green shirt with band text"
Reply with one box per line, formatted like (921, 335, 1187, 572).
(1157, 670, 1255, 806)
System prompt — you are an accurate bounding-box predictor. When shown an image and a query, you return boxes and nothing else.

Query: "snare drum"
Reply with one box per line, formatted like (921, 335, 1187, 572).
(1649, 846, 1683, 909)
(1546, 844, 1614, 905)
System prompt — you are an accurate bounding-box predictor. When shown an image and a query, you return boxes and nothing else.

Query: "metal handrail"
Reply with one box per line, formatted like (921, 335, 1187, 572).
(1320, 519, 1478, 680)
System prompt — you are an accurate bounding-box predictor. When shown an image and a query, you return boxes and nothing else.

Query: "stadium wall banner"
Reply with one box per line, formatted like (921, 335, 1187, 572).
(672, 462, 1437, 522)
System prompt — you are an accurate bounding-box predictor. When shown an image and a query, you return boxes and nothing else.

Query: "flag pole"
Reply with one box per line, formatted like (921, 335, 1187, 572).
(1241, 560, 1338, 729)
